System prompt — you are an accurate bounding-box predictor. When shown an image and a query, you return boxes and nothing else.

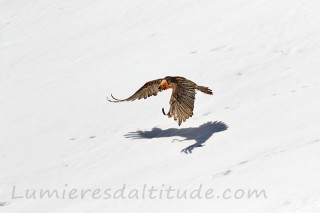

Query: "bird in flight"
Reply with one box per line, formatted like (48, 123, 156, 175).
(107, 76, 213, 126)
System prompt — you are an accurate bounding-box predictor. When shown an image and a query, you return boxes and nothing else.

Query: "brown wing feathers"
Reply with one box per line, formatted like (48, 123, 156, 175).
(167, 78, 196, 125)
(107, 79, 162, 102)
(108, 76, 212, 125)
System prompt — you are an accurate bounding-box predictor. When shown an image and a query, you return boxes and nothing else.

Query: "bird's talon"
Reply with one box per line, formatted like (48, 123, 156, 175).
(108, 76, 212, 126)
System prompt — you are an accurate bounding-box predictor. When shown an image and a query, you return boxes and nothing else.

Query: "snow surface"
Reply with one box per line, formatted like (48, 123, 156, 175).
(1, 0, 320, 212)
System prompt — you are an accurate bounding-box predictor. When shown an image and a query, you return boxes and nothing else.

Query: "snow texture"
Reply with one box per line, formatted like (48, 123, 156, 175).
(1, 0, 320, 212)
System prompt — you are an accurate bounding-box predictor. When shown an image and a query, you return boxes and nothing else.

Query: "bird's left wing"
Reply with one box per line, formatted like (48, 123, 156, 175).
(107, 78, 163, 102)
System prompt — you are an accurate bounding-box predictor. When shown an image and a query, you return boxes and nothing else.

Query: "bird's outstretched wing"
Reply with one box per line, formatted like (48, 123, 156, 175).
(167, 78, 196, 126)
(107, 79, 163, 102)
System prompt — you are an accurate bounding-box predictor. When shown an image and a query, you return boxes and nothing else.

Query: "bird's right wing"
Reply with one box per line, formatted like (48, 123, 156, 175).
(107, 79, 163, 102)
(167, 78, 196, 126)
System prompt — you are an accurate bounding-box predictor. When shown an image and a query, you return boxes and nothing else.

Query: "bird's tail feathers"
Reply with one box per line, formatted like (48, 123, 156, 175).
(196, 85, 213, 95)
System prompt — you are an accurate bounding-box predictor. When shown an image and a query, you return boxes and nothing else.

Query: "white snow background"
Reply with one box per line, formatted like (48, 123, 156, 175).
(1, 0, 320, 212)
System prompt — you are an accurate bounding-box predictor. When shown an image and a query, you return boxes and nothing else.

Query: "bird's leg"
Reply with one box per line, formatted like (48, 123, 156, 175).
(162, 108, 167, 115)
(162, 108, 171, 117)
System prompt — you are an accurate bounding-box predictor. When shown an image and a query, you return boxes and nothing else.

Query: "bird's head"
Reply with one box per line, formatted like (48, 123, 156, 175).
(159, 79, 171, 91)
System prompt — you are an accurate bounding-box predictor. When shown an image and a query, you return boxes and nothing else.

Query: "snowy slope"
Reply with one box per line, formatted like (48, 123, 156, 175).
(1, 0, 320, 212)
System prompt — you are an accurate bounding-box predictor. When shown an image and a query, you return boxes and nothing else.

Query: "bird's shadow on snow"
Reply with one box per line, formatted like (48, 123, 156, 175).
(125, 121, 228, 154)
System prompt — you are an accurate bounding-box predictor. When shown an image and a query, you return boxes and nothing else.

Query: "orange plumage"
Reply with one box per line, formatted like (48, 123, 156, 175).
(108, 76, 213, 126)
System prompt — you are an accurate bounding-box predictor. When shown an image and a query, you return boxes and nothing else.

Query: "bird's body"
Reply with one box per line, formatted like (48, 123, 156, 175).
(108, 76, 213, 126)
